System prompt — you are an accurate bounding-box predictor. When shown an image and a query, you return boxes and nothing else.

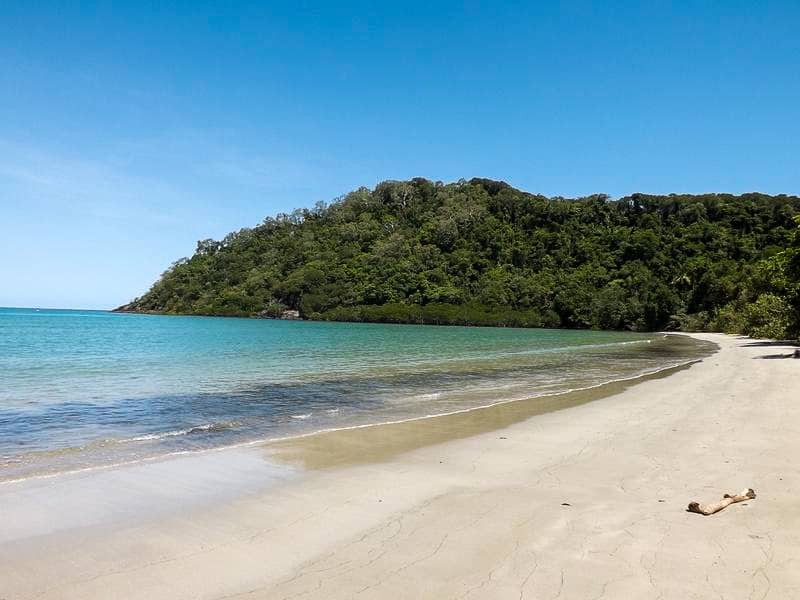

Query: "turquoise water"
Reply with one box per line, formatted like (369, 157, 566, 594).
(0, 308, 714, 481)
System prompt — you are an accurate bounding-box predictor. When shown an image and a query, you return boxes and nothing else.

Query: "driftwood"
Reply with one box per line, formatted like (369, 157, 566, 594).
(687, 488, 756, 515)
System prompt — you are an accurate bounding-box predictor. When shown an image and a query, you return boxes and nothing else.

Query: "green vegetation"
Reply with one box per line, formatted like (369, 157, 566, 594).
(711, 215, 800, 338)
(120, 178, 800, 337)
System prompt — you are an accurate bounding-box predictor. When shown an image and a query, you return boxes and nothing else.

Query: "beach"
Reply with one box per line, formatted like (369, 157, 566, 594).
(2, 332, 799, 599)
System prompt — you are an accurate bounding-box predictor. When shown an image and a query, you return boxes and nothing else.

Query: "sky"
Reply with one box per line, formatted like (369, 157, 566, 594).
(1, 1, 798, 309)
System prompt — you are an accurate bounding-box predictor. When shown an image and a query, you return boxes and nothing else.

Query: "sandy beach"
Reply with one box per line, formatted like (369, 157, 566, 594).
(2, 332, 799, 599)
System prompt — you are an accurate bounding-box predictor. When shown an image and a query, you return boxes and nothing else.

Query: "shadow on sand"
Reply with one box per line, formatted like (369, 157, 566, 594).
(742, 339, 800, 359)
(740, 340, 799, 348)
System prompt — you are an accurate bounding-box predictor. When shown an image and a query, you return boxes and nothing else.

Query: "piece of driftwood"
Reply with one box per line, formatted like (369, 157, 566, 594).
(687, 488, 756, 515)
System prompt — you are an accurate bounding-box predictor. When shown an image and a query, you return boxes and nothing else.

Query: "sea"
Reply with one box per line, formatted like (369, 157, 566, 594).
(0, 307, 716, 482)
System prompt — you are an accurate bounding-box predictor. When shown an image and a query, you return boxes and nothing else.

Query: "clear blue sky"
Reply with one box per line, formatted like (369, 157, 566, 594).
(1, 1, 798, 309)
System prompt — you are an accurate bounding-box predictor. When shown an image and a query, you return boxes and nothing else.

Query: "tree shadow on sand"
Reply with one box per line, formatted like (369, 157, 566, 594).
(742, 339, 800, 359)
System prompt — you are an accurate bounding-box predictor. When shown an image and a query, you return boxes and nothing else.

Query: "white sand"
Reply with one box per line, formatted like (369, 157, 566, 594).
(1, 333, 799, 599)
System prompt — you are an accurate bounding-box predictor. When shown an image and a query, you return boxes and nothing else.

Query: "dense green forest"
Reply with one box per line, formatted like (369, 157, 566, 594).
(119, 178, 800, 338)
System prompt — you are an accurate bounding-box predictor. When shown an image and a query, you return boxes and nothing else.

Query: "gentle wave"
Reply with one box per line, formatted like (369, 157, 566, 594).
(0, 349, 713, 486)
(0, 421, 243, 466)
(121, 421, 241, 442)
(406, 392, 443, 402)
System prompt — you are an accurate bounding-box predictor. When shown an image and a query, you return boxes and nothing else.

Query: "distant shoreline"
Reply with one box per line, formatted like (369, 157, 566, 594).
(111, 303, 698, 333)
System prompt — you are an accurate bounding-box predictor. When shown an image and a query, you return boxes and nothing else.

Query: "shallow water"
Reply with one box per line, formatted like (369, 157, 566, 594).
(0, 307, 715, 481)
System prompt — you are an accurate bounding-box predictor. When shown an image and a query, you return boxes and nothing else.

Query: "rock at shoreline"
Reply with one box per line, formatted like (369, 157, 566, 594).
(256, 308, 301, 320)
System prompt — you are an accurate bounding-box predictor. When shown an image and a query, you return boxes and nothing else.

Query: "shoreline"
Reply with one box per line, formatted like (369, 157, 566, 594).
(2, 333, 799, 598)
(1, 334, 710, 485)
(265, 352, 706, 470)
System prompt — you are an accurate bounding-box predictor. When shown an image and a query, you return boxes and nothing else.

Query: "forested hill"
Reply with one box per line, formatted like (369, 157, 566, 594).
(119, 178, 800, 335)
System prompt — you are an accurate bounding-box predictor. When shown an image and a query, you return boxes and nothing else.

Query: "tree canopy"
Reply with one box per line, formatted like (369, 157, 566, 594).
(119, 178, 800, 336)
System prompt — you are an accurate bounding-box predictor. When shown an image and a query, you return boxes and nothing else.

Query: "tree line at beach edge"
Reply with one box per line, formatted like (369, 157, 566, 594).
(120, 178, 800, 339)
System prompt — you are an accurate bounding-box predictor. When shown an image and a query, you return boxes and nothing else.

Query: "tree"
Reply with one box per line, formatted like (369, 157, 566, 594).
(118, 179, 800, 333)
(784, 216, 800, 337)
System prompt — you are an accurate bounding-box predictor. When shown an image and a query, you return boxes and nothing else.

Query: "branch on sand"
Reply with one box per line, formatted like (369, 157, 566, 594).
(687, 488, 756, 516)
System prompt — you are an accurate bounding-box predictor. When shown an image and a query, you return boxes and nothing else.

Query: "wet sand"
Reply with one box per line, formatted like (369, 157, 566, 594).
(1, 333, 799, 599)
(265, 359, 698, 470)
